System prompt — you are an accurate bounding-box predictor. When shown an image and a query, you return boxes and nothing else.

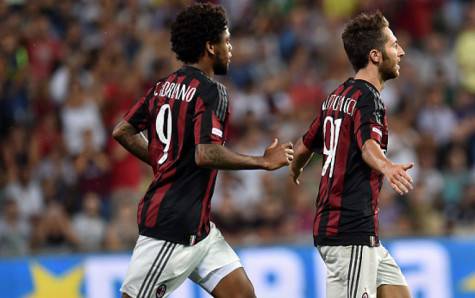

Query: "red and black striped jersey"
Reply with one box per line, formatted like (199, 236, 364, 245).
(303, 78, 387, 247)
(123, 65, 229, 245)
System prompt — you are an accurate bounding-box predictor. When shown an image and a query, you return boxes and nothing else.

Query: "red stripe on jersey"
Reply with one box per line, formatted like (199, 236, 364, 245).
(194, 97, 205, 144)
(326, 86, 362, 236)
(313, 84, 349, 236)
(142, 165, 178, 228)
(370, 170, 381, 236)
(197, 169, 218, 236)
(144, 180, 174, 228)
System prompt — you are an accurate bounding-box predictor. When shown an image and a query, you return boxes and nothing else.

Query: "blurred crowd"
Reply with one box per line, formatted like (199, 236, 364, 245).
(1, 0, 475, 257)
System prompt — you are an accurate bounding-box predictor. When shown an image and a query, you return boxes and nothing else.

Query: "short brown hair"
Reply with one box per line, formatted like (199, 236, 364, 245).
(342, 11, 389, 72)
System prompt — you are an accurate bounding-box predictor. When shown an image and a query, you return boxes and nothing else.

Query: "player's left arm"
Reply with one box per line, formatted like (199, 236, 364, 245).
(289, 137, 313, 185)
(112, 120, 151, 166)
(195, 138, 293, 170)
(354, 93, 413, 195)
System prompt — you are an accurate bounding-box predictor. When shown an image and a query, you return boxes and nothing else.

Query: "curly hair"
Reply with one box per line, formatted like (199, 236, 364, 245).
(342, 11, 389, 72)
(170, 3, 228, 64)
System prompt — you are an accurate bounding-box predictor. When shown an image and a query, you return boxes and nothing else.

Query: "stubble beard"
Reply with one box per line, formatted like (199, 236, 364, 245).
(379, 49, 398, 81)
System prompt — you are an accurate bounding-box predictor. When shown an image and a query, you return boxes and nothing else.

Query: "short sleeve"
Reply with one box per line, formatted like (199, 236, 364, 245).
(123, 86, 155, 132)
(353, 93, 385, 149)
(302, 111, 324, 153)
(194, 82, 228, 145)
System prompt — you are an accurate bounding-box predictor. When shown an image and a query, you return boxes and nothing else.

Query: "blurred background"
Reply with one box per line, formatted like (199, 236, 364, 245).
(0, 0, 474, 297)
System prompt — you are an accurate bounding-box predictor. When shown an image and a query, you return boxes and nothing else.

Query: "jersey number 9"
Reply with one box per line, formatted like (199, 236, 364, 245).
(155, 104, 172, 165)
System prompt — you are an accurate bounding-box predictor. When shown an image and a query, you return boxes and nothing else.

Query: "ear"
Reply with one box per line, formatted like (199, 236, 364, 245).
(205, 41, 216, 56)
(369, 49, 381, 64)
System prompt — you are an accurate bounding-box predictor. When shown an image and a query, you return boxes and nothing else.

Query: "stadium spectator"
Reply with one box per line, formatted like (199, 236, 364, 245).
(30, 202, 79, 253)
(72, 192, 106, 252)
(61, 80, 106, 155)
(4, 154, 43, 220)
(0, 197, 30, 256)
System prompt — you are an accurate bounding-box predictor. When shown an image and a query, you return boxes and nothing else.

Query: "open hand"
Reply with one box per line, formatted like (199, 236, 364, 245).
(382, 162, 414, 195)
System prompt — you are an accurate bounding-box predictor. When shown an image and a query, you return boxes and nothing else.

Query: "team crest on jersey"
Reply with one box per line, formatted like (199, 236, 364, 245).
(156, 284, 167, 297)
(362, 292, 369, 298)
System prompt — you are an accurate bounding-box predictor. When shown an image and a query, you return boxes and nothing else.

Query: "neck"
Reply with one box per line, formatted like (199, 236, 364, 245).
(354, 66, 383, 92)
(188, 60, 214, 78)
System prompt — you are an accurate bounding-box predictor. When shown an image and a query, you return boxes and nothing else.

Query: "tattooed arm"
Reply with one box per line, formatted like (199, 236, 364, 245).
(195, 139, 294, 171)
(112, 120, 151, 166)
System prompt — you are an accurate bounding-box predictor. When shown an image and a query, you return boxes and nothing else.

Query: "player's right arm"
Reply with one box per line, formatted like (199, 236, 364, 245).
(112, 120, 151, 166)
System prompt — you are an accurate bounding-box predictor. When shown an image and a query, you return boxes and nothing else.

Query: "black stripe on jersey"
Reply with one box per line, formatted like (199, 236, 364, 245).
(216, 83, 228, 122)
(137, 241, 171, 298)
(146, 243, 177, 297)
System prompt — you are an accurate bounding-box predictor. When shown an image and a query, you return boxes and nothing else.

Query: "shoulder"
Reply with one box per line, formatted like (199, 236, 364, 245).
(200, 80, 228, 103)
(354, 83, 383, 110)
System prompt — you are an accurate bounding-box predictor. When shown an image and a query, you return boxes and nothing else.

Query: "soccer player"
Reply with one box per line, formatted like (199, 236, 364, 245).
(290, 11, 413, 298)
(113, 3, 293, 298)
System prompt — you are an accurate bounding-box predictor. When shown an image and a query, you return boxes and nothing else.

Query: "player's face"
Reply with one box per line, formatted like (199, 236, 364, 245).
(213, 28, 232, 75)
(379, 27, 405, 81)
